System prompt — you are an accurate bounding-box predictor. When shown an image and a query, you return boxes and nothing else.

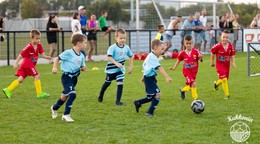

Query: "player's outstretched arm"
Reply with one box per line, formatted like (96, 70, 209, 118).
(13, 55, 23, 70)
(52, 57, 59, 74)
(40, 53, 52, 60)
(127, 57, 134, 74)
(210, 54, 215, 67)
(80, 66, 87, 71)
(170, 60, 180, 71)
(231, 56, 236, 69)
(158, 66, 172, 83)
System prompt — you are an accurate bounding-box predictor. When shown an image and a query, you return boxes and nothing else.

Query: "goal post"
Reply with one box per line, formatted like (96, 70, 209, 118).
(247, 43, 260, 77)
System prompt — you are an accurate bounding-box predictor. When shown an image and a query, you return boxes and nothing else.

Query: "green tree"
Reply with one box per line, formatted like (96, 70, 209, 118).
(21, 0, 45, 19)
(0, 0, 19, 19)
(88, 0, 130, 24)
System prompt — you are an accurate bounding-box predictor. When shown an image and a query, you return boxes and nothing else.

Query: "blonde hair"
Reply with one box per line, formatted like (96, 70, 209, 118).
(151, 39, 165, 50)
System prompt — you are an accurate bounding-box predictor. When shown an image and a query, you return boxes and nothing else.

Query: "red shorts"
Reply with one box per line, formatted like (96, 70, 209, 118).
(15, 67, 38, 79)
(217, 65, 230, 79)
(217, 69, 229, 79)
(184, 73, 196, 86)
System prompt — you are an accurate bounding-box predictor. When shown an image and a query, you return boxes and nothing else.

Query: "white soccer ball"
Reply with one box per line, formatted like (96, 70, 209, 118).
(191, 100, 205, 114)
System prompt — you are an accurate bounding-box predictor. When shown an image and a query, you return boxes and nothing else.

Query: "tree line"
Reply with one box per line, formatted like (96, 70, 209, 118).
(0, 0, 259, 28)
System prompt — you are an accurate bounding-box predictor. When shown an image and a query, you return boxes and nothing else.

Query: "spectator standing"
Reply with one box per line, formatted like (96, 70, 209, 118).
(224, 12, 234, 43)
(165, 15, 182, 52)
(78, 6, 88, 36)
(193, 12, 203, 51)
(0, 16, 4, 31)
(209, 25, 217, 48)
(180, 15, 195, 51)
(199, 8, 208, 53)
(232, 14, 240, 51)
(46, 15, 62, 63)
(0, 16, 5, 42)
(87, 14, 99, 62)
(218, 15, 226, 36)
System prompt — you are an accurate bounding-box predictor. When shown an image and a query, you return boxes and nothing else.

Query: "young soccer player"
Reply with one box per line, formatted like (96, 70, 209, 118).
(99, 10, 113, 37)
(155, 24, 165, 41)
(170, 35, 203, 100)
(98, 28, 133, 106)
(3, 29, 51, 99)
(134, 39, 172, 116)
(210, 30, 236, 99)
(50, 33, 87, 122)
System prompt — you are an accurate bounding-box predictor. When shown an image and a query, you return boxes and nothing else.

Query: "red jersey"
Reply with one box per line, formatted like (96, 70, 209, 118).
(178, 48, 201, 76)
(20, 43, 44, 68)
(211, 42, 236, 78)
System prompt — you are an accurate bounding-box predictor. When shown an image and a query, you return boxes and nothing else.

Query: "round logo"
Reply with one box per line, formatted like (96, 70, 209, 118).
(230, 122, 250, 142)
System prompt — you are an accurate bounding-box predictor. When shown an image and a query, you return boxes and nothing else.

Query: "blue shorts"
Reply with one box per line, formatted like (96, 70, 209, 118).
(201, 31, 206, 40)
(144, 76, 160, 97)
(105, 71, 124, 83)
(194, 32, 202, 44)
(61, 73, 78, 96)
(210, 38, 218, 44)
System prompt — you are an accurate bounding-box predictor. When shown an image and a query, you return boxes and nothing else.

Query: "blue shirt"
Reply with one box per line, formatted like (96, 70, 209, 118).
(59, 49, 85, 74)
(194, 18, 202, 33)
(142, 52, 160, 77)
(181, 19, 195, 36)
(105, 43, 133, 74)
(80, 15, 87, 27)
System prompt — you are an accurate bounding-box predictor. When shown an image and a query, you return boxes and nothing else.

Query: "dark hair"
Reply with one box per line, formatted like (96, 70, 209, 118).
(48, 15, 56, 23)
(184, 34, 192, 41)
(151, 39, 165, 50)
(177, 15, 182, 18)
(222, 30, 229, 34)
(71, 33, 87, 46)
(101, 10, 107, 15)
(72, 12, 79, 19)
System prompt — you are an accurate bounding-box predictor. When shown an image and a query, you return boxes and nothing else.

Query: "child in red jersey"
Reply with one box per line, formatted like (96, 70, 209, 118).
(170, 34, 203, 100)
(210, 30, 236, 99)
(3, 29, 52, 98)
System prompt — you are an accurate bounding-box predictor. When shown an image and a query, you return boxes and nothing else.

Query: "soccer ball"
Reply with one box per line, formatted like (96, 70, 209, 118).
(191, 100, 205, 114)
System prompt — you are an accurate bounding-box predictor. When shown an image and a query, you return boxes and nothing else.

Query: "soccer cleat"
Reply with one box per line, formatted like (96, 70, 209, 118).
(145, 112, 154, 117)
(37, 92, 49, 99)
(116, 101, 125, 106)
(51, 106, 58, 119)
(134, 100, 141, 113)
(3, 88, 11, 98)
(179, 89, 185, 99)
(224, 95, 230, 100)
(62, 114, 74, 122)
(98, 96, 103, 103)
(214, 81, 219, 91)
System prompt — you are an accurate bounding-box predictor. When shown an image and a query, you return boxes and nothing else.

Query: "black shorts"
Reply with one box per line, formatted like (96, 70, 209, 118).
(101, 26, 109, 32)
(87, 32, 97, 41)
(47, 37, 57, 44)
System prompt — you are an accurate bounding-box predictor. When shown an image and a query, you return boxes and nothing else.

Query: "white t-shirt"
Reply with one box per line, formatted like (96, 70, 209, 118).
(258, 19, 260, 27)
(71, 19, 82, 34)
(166, 20, 174, 35)
(199, 15, 207, 27)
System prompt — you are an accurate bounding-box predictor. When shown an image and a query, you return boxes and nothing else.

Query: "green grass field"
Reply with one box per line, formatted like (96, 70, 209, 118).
(0, 53, 259, 143)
